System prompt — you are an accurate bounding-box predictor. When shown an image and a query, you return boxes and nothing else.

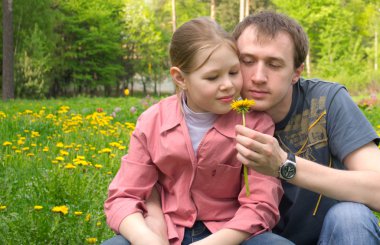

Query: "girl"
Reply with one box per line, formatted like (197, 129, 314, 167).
(103, 17, 282, 245)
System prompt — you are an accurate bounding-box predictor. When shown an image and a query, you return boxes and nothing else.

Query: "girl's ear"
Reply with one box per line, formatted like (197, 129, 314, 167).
(170, 67, 187, 90)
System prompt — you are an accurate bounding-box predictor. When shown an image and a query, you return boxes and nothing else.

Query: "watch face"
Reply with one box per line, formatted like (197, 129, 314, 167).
(281, 161, 296, 179)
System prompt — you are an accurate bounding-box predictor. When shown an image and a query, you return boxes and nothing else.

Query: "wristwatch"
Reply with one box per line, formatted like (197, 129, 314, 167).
(279, 152, 297, 180)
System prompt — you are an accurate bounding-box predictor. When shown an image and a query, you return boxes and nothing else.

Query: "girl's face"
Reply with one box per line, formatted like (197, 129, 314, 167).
(182, 45, 242, 114)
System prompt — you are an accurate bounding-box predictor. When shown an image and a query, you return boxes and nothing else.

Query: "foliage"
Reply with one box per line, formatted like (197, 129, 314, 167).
(15, 25, 53, 99)
(54, 0, 125, 96)
(2, 0, 380, 98)
(272, 0, 380, 92)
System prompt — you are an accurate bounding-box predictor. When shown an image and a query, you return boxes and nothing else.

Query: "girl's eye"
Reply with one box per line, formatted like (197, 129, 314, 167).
(229, 71, 239, 76)
(205, 76, 218, 81)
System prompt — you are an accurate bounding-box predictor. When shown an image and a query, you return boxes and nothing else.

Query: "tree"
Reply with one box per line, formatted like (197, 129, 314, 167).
(2, 0, 14, 100)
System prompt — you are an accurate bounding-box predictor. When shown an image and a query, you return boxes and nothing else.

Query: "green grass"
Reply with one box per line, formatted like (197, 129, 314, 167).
(0, 96, 161, 244)
(0, 96, 379, 244)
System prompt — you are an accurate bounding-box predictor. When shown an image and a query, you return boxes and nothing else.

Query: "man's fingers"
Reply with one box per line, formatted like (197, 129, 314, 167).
(235, 125, 269, 144)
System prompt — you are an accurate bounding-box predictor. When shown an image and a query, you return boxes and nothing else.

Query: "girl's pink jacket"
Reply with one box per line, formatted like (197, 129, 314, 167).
(104, 95, 283, 244)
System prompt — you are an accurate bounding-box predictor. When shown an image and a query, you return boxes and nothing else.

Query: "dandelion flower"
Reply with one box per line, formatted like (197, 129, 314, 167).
(3, 141, 12, 146)
(52, 205, 69, 215)
(86, 237, 97, 244)
(85, 213, 91, 222)
(64, 163, 76, 169)
(124, 89, 130, 96)
(231, 98, 255, 114)
(0, 205, 6, 210)
(231, 98, 255, 197)
(74, 211, 83, 216)
(34, 205, 43, 211)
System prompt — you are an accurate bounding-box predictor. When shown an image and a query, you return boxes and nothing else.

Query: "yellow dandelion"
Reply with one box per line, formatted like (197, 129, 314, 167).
(74, 211, 83, 216)
(98, 148, 112, 154)
(64, 163, 76, 169)
(231, 98, 256, 197)
(55, 156, 65, 161)
(0, 205, 6, 210)
(43, 147, 49, 152)
(107, 171, 112, 175)
(124, 88, 130, 96)
(86, 237, 97, 244)
(27, 153, 35, 157)
(51, 205, 69, 215)
(60, 150, 69, 156)
(85, 213, 91, 222)
(231, 98, 255, 114)
(34, 205, 43, 211)
(96, 221, 101, 226)
(94, 164, 103, 169)
(3, 141, 12, 146)
(31, 131, 40, 138)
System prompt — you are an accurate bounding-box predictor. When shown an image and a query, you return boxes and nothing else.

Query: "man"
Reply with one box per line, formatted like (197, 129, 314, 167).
(234, 11, 380, 244)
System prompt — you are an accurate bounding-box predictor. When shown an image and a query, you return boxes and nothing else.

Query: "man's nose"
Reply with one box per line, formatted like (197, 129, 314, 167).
(251, 63, 267, 83)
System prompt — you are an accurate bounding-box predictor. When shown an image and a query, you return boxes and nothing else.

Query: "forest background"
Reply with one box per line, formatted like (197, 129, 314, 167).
(1, 0, 380, 100)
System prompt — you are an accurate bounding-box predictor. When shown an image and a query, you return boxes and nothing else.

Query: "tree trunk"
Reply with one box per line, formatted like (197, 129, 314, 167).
(239, 0, 245, 21)
(210, 0, 216, 20)
(171, 0, 176, 32)
(2, 0, 15, 101)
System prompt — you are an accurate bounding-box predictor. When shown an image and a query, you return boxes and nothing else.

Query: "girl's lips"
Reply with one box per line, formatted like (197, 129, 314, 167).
(218, 96, 234, 103)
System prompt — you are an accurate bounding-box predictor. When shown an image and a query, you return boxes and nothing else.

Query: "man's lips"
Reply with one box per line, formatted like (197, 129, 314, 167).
(247, 89, 269, 99)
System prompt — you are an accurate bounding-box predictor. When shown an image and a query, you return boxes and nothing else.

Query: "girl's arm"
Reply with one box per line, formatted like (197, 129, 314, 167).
(119, 212, 168, 245)
(144, 186, 168, 241)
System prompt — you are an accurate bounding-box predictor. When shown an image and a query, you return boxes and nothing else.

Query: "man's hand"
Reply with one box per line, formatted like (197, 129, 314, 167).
(235, 125, 287, 177)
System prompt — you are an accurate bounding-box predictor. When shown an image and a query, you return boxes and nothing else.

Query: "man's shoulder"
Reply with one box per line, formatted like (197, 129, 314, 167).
(298, 77, 346, 100)
(299, 77, 345, 91)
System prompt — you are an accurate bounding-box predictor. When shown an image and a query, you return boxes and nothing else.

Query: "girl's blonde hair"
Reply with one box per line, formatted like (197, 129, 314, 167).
(169, 17, 238, 74)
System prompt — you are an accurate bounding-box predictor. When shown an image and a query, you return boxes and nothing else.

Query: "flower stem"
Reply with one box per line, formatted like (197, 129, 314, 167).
(242, 112, 250, 196)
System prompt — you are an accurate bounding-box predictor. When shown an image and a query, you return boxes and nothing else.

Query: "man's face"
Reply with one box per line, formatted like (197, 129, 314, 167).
(237, 26, 303, 123)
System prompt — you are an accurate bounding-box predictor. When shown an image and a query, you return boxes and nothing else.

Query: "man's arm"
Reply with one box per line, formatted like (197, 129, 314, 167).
(235, 125, 380, 211)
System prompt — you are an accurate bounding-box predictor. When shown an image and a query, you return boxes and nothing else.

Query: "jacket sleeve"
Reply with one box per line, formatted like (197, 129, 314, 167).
(104, 127, 158, 233)
(223, 172, 283, 235)
(223, 112, 283, 235)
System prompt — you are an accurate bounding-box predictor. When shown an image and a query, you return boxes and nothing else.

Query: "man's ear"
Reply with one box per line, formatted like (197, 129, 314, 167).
(292, 63, 304, 84)
(170, 67, 187, 90)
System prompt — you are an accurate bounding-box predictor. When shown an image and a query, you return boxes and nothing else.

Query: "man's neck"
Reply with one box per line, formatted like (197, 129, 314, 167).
(268, 85, 293, 124)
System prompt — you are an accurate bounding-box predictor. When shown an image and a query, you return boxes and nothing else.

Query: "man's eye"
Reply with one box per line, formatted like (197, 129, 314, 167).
(241, 58, 254, 65)
(269, 63, 281, 69)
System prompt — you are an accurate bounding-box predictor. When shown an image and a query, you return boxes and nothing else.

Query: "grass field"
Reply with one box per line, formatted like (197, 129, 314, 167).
(1, 96, 379, 244)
